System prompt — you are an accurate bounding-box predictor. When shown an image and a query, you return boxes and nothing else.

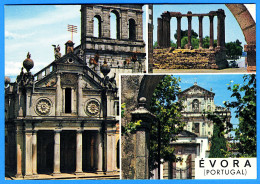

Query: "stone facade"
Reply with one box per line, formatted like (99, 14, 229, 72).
(79, 5, 146, 73)
(5, 46, 120, 179)
(162, 82, 231, 179)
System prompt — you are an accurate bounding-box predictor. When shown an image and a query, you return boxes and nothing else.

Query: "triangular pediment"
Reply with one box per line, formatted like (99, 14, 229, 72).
(180, 85, 214, 96)
(177, 130, 198, 138)
(34, 71, 102, 90)
(55, 52, 84, 66)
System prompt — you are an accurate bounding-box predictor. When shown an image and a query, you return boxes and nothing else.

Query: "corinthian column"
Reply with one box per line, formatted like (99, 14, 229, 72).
(198, 16, 203, 49)
(209, 15, 214, 49)
(177, 16, 182, 49)
(187, 12, 192, 49)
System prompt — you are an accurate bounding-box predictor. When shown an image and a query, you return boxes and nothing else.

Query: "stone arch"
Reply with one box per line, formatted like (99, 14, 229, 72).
(225, 4, 256, 72)
(137, 75, 164, 108)
(129, 18, 136, 40)
(93, 15, 102, 38)
(110, 10, 121, 39)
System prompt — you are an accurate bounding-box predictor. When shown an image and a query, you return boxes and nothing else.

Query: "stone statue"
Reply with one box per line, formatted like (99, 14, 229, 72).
(52, 44, 62, 60)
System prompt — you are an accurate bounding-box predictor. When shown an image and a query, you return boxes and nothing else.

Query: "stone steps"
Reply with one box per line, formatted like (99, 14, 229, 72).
(5, 171, 120, 180)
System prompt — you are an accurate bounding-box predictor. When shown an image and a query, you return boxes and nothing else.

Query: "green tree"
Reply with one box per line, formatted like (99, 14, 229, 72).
(225, 39, 243, 60)
(202, 36, 217, 48)
(174, 29, 198, 40)
(224, 74, 256, 157)
(180, 36, 199, 49)
(153, 40, 177, 48)
(170, 40, 177, 48)
(149, 76, 185, 173)
(205, 112, 232, 158)
(153, 41, 158, 48)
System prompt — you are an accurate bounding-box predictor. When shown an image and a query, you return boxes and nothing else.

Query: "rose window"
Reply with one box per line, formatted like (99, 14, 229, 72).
(36, 99, 51, 115)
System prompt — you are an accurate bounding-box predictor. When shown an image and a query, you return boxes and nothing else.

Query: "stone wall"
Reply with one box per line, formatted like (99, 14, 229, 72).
(153, 48, 222, 69)
(121, 75, 143, 179)
(81, 5, 146, 72)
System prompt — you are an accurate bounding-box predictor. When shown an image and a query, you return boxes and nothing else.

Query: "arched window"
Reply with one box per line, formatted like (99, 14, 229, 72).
(129, 18, 136, 40)
(192, 99, 199, 112)
(93, 15, 102, 38)
(110, 10, 120, 39)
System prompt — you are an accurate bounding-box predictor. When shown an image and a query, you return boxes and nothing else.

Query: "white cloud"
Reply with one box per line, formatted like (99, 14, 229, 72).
(5, 5, 80, 31)
(5, 5, 81, 78)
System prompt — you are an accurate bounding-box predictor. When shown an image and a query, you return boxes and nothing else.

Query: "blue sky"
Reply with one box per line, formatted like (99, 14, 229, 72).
(175, 74, 249, 134)
(4, 5, 147, 81)
(153, 4, 255, 47)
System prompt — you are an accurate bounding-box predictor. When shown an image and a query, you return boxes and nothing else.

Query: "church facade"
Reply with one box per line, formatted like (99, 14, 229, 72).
(162, 82, 231, 179)
(5, 44, 120, 178)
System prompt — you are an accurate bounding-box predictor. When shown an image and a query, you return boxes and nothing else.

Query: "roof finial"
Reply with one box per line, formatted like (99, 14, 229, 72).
(194, 77, 197, 85)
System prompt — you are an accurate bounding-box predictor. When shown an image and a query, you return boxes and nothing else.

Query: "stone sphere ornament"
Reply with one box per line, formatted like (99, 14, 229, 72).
(5, 76, 11, 86)
(23, 52, 34, 72)
(100, 59, 111, 77)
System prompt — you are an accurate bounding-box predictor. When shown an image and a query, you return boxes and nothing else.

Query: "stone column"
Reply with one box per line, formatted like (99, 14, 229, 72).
(75, 130, 83, 174)
(244, 44, 256, 72)
(162, 18, 167, 48)
(209, 15, 214, 49)
(177, 16, 182, 49)
(187, 12, 192, 49)
(15, 126, 24, 178)
(131, 97, 155, 179)
(78, 74, 84, 116)
(217, 9, 226, 48)
(24, 130, 33, 177)
(198, 16, 203, 49)
(53, 130, 61, 175)
(157, 18, 162, 48)
(56, 73, 62, 116)
(32, 130, 38, 176)
(106, 132, 116, 172)
(165, 17, 171, 48)
(97, 131, 103, 172)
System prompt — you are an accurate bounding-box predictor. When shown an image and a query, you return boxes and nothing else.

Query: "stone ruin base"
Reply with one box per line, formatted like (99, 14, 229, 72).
(153, 48, 228, 70)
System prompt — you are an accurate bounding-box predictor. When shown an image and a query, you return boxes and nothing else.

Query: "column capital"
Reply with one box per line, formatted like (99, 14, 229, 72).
(176, 15, 182, 19)
(32, 130, 38, 134)
(198, 15, 204, 20)
(54, 129, 62, 133)
(209, 15, 214, 21)
(24, 129, 33, 134)
(76, 129, 84, 133)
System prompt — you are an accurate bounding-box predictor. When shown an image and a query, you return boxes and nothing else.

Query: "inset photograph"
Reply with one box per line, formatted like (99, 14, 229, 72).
(149, 4, 256, 73)
(121, 74, 256, 179)
(4, 4, 148, 180)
